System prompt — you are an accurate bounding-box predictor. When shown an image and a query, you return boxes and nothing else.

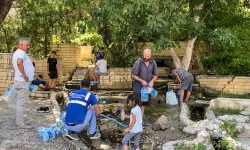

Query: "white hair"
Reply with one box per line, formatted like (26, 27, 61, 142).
(19, 37, 30, 44)
(144, 49, 151, 53)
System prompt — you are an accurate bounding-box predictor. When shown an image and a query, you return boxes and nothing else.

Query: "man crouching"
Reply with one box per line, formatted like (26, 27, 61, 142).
(64, 79, 101, 139)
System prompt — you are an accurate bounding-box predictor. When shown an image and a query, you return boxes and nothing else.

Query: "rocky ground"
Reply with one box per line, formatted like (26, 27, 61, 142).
(141, 105, 196, 150)
(0, 97, 67, 150)
(99, 102, 196, 150)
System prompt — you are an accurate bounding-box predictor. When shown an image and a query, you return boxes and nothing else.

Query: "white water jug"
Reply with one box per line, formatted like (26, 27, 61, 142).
(166, 89, 178, 105)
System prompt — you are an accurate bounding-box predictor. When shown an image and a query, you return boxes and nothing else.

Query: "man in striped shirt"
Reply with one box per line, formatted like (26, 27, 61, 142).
(172, 68, 194, 103)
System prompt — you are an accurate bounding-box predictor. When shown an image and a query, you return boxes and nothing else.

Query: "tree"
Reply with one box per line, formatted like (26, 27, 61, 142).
(0, 0, 13, 24)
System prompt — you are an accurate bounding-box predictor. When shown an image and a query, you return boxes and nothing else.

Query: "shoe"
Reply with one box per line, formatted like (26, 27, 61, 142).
(44, 107, 49, 112)
(89, 132, 101, 139)
(37, 107, 45, 113)
(37, 107, 49, 113)
(17, 124, 33, 129)
(65, 133, 79, 140)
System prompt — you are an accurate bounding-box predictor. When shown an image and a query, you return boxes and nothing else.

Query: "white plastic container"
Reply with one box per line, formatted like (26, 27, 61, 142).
(1, 85, 16, 102)
(38, 127, 56, 142)
(121, 109, 125, 121)
(166, 89, 178, 105)
(148, 87, 158, 99)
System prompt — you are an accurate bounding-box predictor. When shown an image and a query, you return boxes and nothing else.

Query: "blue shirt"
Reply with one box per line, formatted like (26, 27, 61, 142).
(65, 89, 98, 124)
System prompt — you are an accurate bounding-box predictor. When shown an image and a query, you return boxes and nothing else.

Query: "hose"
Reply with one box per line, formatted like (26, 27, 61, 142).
(100, 114, 128, 128)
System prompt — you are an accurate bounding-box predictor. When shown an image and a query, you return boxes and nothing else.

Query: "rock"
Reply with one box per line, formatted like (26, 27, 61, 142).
(99, 118, 120, 140)
(162, 140, 183, 150)
(179, 103, 195, 126)
(112, 103, 125, 115)
(240, 111, 250, 116)
(218, 115, 249, 123)
(152, 115, 170, 131)
(205, 109, 216, 120)
(238, 124, 250, 138)
(191, 131, 211, 145)
(183, 126, 196, 134)
(236, 123, 244, 133)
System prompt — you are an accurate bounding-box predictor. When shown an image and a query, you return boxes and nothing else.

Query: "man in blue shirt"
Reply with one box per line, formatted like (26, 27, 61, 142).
(64, 79, 101, 139)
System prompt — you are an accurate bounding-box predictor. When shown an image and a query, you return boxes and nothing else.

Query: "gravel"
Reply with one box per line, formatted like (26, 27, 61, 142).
(0, 98, 68, 150)
(141, 106, 196, 150)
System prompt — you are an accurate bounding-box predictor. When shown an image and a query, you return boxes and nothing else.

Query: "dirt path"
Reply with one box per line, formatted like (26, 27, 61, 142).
(0, 98, 67, 150)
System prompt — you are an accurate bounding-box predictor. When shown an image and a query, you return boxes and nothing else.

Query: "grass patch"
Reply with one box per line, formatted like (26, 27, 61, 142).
(208, 92, 250, 99)
(220, 121, 238, 138)
(174, 142, 208, 150)
(213, 138, 245, 150)
(211, 107, 246, 116)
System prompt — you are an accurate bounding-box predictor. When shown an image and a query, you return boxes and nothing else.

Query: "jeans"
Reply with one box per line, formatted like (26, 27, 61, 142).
(32, 74, 46, 85)
(122, 132, 142, 149)
(64, 107, 96, 134)
(14, 81, 31, 125)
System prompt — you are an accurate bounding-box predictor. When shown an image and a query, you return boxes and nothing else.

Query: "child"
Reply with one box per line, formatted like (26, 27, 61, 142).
(122, 94, 143, 150)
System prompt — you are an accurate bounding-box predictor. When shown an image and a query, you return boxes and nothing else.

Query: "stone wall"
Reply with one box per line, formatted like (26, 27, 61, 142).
(197, 75, 250, 94)
(98, 67, 167, 89)
(0, 53, 64, 94)
(0, 53, 14, 94)
(51, 44, 93, 81)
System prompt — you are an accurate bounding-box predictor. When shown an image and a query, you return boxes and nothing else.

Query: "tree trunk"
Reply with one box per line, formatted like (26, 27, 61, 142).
(181, 36, 197, 70)
(181, 3, 203, 70)
(193, 41, 205, 74)
(169, 47, 182, 68)
(0, 0, 13, 24)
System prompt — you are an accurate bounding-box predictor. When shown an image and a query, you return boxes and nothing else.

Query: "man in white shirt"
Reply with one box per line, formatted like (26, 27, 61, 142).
(12, 37, 35, 129)
(94, 55, 107, 81)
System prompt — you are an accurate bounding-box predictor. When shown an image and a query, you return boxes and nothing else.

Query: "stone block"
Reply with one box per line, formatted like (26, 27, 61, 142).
(233, 85, 250, 90)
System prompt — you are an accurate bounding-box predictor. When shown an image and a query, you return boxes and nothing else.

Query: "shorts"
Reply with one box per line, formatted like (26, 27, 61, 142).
(134, 92, 151, 106)
(94, 70, 106, 75)
(49, 71, 58, 79)
(181, 75, 194, 91)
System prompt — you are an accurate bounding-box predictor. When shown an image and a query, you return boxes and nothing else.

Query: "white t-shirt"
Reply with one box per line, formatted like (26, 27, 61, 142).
(12, 49, 35, 81)
(96, 59, 107, 73)
(129, 105, 143, 133)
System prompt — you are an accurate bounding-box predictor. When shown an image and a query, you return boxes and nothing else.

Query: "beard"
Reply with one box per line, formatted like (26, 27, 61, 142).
(144, 58, 150, 62)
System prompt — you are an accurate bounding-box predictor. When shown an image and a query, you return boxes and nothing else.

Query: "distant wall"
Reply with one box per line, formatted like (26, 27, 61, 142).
(0, 53, 63, 94)
(51, 44, 93, 81)
(197, 75, 250, 94)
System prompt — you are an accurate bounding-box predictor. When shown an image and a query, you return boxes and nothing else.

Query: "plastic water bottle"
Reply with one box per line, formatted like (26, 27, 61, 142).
(1, 85, 16, 102)
(141, 86, 149, 102)
(29, 84, 38, 93)
(166, 89, 178, 105)
(51, 125, 62, 136)
(38, 127, 56, 142)
(59, 110, 67, 134)
(37, 127, 44, 136)
(121, 109, 125, 121)
(148, 87, 158, 99)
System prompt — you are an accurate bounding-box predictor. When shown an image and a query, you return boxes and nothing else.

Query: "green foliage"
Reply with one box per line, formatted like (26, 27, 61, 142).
(201, 1, 250, 75)
(213, 138, 245, 150)
(211, 106, 246, 116)
(220, 121, 238, 137)
(0, 15, 20, 52)
(174, 142, 207, 150)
